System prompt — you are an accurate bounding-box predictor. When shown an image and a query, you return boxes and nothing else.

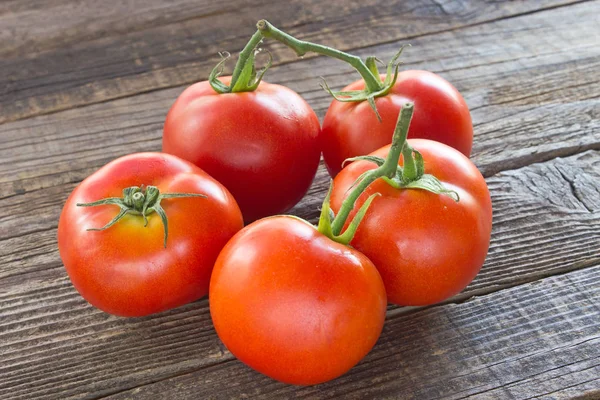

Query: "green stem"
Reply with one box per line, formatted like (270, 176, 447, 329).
(330, 102, 414, 236)
(132, 192, 145, 212)
(316, 181, 381, 245)
(380, 104, 414, 177)
(334, 192, 380, 244)
(256, 20, 383, 93)
(229, 30, 264, 90)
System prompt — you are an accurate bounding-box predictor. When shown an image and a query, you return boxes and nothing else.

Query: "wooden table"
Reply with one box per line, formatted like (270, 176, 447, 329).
(2, 0, 600, 398)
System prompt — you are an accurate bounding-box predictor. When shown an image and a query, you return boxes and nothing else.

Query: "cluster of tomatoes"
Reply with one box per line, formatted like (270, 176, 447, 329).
(57, 21, 492, 386)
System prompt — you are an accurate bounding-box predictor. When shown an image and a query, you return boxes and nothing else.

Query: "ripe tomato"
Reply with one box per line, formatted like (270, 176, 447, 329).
(330, 139, 492, 306)
(322, 70, 473, 176)
(58, 153, 243, 317)
(163, 77, 321, 222)
(209, 216, 387, 385)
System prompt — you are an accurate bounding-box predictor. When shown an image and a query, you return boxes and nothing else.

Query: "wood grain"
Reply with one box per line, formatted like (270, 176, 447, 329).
(2, 1, 600, 398)
(1, 150, 599, 399)
(0, 0, 586, 123)
(98, 266, 600, 399)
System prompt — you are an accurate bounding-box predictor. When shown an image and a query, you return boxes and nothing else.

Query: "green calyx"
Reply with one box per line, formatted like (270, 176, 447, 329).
(345, 149, 460, 202)
(77, 185, 207, 248)
(328, 102, 459, 238)
(209, 31, 273, 94)
(320, 45, 410, 121)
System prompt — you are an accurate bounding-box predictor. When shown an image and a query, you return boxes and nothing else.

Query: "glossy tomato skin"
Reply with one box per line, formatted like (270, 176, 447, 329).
(209, 216, 387, 385)
(163, 78, 321, 223)
(331, 139, 492, 306)
(322, 70, 473, 176)
(58, 153, 243, 317)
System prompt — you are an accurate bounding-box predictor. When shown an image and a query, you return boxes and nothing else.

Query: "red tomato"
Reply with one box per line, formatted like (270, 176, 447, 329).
(58, 153, 243, 317)
(322, 70, 473, 176)
(330, 139, 492, 306)
(163, 77, 321, 222)
(209, 216, 387, 385)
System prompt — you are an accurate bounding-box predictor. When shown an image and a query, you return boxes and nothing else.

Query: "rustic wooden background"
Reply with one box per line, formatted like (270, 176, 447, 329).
(1, 0, 600, 398)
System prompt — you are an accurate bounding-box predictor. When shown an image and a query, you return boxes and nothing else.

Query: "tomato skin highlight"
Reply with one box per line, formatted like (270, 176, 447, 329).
(163, 78, 321, 222)
(331, 139, 492, 306)
(209, 216, 387, 385)
(322, 70, 473, 176)
(58, 153, 243, 317)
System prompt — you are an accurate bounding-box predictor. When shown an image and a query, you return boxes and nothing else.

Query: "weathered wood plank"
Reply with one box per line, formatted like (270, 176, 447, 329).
(1, 149, 599, 399)
(104, 265, 600, 400)
(0, 0, 584, 122)
(0, 0, 239, 57)
(1, 0, 598, 202)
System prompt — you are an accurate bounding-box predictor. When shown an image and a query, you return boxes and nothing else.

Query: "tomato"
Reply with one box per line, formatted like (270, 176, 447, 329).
(322, 70, 473, 176)
(58, 152, 243, 317)
(330, 139, 492, 306)
(163, 77, 321, 222)
(209, 216, 387, 385)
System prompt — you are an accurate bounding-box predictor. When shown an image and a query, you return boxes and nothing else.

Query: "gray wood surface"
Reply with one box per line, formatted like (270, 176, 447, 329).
(1, 0, 599, 399)
(105, 265, 600, 400)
